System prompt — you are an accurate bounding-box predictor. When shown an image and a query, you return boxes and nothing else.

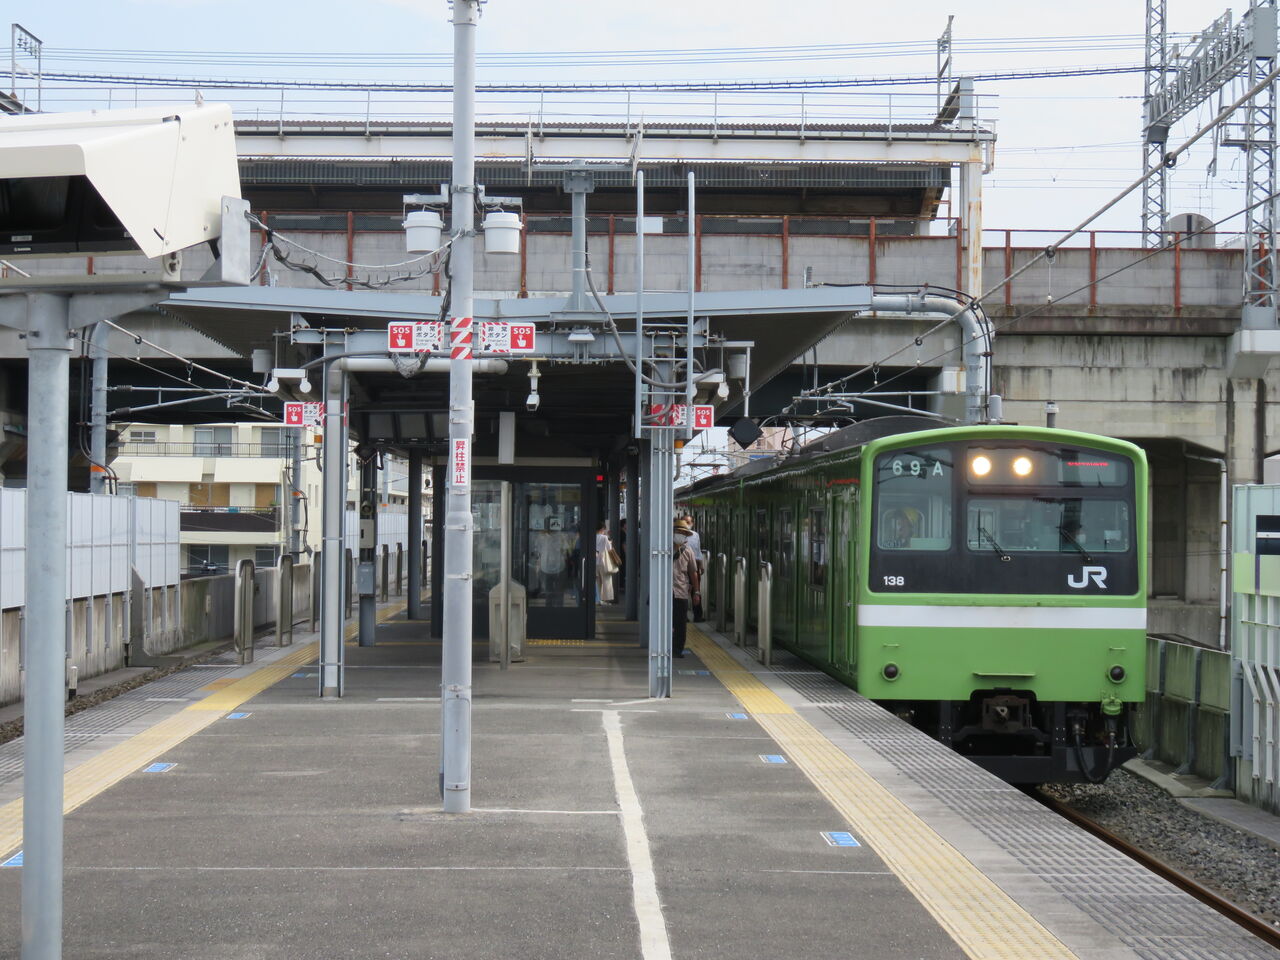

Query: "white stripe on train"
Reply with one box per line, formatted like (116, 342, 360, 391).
(857, 605, 1146, 631)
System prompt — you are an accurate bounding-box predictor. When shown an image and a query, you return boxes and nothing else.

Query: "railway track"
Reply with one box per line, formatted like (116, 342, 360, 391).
(1038, 793, 1280, 950)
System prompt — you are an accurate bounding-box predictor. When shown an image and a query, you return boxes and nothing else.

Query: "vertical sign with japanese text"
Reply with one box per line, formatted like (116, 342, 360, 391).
(451, 438, 470, 487)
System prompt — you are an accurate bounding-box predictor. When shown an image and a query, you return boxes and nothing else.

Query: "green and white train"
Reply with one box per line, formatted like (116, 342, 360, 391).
(684, 416, 1148, 784)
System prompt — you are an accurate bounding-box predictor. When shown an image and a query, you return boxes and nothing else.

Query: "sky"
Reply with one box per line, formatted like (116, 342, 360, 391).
(5, 0, 1262, 238)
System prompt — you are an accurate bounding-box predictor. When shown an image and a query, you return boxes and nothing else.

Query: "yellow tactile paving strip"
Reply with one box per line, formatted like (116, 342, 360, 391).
(687, 627, 1078, 960)
(0, 602, 407, 860)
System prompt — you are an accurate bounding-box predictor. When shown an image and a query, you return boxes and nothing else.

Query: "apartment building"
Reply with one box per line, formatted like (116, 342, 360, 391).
(112, 422, 416, 576)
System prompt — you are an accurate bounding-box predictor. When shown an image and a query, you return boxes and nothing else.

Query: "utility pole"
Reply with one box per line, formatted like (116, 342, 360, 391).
(441, 0, 480, 814)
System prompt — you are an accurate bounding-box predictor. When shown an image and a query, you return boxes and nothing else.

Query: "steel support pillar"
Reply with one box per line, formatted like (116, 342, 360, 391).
(320, 357, 346, 698)
(959, 159, 984, 301)
(87, 322, 109, 494)
(289, 427, 304, 557)
(441, 0, 480, 814)
(357, 452, 378, 646)
(407, 450, 424, 620)
(646, 432, 674, 699)
(624, 449, 640, 621)
(1142, 0, 1169, 247)
(637, 439, 651, 647)
(23, 293, 70, 960)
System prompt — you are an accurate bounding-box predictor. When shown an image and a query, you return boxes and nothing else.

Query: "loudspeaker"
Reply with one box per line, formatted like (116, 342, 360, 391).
(728, 417, 763, 449)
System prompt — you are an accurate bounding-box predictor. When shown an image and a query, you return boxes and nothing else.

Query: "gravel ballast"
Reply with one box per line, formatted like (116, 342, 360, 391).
(1043, 769, 1280, 926)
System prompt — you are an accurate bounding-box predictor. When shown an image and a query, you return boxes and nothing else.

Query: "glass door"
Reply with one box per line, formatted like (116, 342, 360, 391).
(515, 481, 586, 638)
(464, 476, 593, 640)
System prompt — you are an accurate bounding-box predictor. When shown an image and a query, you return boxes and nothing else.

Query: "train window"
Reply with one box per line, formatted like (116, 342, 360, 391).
(809, 507, 827, 587)
(756, 509, 769, 552)
(778, 508, 793, 579)
(874, 447, 953, 551)
(966, 498, 1132, 554)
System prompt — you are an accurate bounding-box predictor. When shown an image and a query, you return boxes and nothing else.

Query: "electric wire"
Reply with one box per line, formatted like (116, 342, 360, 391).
(793, 58, 1280, 415)
(35, 62, 1145, 94)
(794, 191, 1278, 421)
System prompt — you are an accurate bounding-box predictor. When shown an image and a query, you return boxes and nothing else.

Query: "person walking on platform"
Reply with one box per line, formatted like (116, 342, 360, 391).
(673, 517, 700, 657)
(595, 520, 617, 604)
(682, 513, 705, 621)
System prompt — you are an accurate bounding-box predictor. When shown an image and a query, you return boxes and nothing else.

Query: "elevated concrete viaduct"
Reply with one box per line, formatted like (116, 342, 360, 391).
(1, 111, 1268, 646)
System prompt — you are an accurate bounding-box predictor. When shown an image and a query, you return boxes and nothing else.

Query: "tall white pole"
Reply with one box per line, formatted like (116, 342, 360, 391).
(23, 292, 70, 959)
(320, 357, 346, 698)
(441, 0, 479, 814)
(88, 322, 109, 494)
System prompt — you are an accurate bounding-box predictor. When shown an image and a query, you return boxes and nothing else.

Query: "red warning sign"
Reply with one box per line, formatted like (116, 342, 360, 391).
(693, 405, 715, 429)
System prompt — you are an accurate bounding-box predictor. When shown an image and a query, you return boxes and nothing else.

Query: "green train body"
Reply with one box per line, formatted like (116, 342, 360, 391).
(685, 417, 1148, 784)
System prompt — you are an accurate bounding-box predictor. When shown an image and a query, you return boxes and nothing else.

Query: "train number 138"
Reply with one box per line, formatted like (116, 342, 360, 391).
(882, 575, 905, 587)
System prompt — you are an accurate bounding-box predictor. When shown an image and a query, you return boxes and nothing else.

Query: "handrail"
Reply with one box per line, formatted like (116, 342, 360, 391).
(757, 561, 773, 667)
(276, 554, 294, 647)
(233, 558, 256, 664)
(733, 556, 748, 647)
(715, 553, 728, 633)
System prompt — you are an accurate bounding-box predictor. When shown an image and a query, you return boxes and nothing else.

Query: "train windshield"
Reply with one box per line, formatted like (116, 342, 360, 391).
(966, 498, 1132, 555)
(870, 439, 1139, 595)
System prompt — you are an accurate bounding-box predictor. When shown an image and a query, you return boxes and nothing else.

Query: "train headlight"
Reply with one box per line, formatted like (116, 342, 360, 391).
(882, 663, 900, 681)
(970, 455, 992, 477)
(1109, 665, 1126, 683)
(1012, 456, 1033, 477)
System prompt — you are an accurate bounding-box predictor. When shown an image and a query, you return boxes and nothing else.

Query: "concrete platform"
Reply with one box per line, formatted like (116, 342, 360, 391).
(0, 605, 1273, 959)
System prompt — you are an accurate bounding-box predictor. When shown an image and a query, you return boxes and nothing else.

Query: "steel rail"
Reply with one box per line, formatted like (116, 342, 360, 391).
(1038, 794, 1280, 950)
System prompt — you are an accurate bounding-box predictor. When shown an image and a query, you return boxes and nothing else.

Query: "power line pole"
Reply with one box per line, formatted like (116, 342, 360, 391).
(441, 0, 480, 814)
(1142, 0, 1169, 248)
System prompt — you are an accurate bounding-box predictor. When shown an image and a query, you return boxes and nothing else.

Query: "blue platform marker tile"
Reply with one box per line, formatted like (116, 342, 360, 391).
(225, 712, 251, 720)
(143, 762, 176, 773)
(760, 754, 788, 764)
(726, 712, 748, 720)
(822, 831, 861, 847)
(2, 851, 22, 867)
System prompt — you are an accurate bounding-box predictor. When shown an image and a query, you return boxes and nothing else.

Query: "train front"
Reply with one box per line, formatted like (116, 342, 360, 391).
(858, 426, 1147, 783)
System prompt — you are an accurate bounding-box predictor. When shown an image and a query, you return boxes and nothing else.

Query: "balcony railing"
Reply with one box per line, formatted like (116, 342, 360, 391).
(180, 505, 281, 533)
(118, 441, 294, 458)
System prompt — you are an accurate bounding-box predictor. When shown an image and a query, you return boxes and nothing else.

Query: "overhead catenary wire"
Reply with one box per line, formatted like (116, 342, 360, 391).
(793, 57, 1280, 415)
(796, 190, 1280, 421)
(35, 62, 1145, 94)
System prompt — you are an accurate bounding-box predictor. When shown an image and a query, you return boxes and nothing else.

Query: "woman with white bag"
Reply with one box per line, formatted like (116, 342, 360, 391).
(595, 520, 618, 604)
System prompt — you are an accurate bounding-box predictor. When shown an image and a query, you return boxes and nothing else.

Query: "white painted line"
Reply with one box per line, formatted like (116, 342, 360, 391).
(572, 698, 614, 703)
(145, 698, 189, 703)
(375, 697, 440, 702)
(573, 708, 658, 714)
(602, 710, 672, 960)
(78, 865, 629, 872)
(611, 698, 660, 706)
(471, 807, 620, 816)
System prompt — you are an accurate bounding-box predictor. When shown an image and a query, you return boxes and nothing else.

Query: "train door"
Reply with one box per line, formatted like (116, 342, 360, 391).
(829, 487, 856, 678)
(775, 505, 796, 647)
(798, 501, 829, 662)
(748, 505, 768, 630)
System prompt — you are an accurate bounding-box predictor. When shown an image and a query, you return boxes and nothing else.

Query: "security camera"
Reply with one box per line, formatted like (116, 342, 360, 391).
(525, 392, 541, 412)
